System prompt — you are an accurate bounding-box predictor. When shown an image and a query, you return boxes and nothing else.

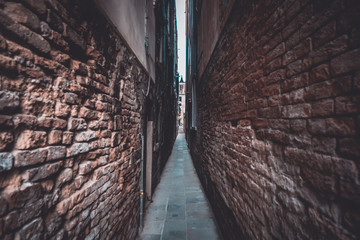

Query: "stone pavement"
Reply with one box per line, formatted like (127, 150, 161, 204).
(137, 133, 222, 240)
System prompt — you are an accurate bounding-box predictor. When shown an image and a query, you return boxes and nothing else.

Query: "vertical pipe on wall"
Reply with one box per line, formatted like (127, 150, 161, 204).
(162, 0, 167, 95)
(146, 121, 154, 200)
(140, 134, 145, 229)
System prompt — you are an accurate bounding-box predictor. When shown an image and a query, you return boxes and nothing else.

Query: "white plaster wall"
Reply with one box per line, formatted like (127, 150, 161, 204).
(95, 0, 156, 81)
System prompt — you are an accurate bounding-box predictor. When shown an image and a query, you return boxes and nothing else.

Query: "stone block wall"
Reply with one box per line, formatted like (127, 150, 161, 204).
(190, 0, 360, 239)
(0, 0, 152, 239)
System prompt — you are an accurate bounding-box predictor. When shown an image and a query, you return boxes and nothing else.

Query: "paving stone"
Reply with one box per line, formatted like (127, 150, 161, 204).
(138, 133, 221, 240)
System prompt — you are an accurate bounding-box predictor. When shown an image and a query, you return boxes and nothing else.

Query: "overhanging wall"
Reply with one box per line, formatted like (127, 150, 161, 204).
(94, 0, 156, 81)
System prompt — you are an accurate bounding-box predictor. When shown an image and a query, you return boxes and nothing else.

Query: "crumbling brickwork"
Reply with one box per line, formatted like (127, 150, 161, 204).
(189, 0, 360, 239)
(0, 0, 154, 239)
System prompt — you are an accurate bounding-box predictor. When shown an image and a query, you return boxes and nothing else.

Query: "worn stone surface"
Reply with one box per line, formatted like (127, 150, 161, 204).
(15, 130, 47, 150)
(0, 152, 13, 172)
(0, 0, 177, 239)
(187, 1, 360, 240)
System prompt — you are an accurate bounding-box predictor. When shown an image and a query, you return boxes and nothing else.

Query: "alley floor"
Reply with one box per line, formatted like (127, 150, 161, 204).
(138, 132, 222, 240)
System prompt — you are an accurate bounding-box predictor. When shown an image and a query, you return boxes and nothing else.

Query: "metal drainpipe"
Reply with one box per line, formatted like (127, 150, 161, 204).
(140, 134, 145, 229)
(161, 0, 167, 95)
(140, 0, 150, 230)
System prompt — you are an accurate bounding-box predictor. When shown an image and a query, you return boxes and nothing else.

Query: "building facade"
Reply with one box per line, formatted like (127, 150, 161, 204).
(0, 0, 177, 239)
(186, 0, 360, 239)
(178, 77, 186, 127)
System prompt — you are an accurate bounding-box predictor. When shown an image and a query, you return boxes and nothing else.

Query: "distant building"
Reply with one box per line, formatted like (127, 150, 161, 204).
(178, 77, 186, 126)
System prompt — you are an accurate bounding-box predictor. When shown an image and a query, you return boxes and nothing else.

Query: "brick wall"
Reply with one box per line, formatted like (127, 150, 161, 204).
(0, 0, 155, 239)
(190, 0, 360, 239)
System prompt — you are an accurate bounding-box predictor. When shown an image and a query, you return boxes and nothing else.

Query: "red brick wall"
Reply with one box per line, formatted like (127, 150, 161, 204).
(0, 0, 151, 238)
(190, 0, 360, 239)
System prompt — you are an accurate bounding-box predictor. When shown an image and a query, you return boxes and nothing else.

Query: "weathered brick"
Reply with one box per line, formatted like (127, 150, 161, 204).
(286, 59, 302, 77)
(0, 33, 7, 49)
(75, 131, 96, 142)
(55, 102, 71, 118)
(262, 83, 280, 97)
(64, 92, 78, 105)
(281, 88, 304, 105)
(34, 55, 67, 73)
(47, 146, 66, 161)
(50, 50, 70, 65)
(354, 71, 360, 90)
(14, 148, 47, 167)
(21, 97, 54, 117)
(3, 2, 41, 32)
(265, 42, 285, 63)
(282, 103, 311, 118)
(308, 118, 356, 136)
(13, 114, 37, 128)
(62, 131, 73, 145)
(252, 119, 268, 129)
(0, 132, 13, 151)
(68, 118, 87, 131)
(15, 130, 47, 150)
(335, 96, 359, 115)
(79, 107, 98, 119)
(0, 11, 50, 54)
(268, 119, 290, 132)
(4, 200, 44, 232)
(67, 143, 90, 157)
(311, 99, 334, 117)
(281, 72, 309, 92)
(57, 168, 73, 186)
(339, 138, 360, 158)
(52, 118, 67, 130)
(6, 40, 34, 61)
(277, 191, 304, 214)
(23, 0, 47, 16)
(44, 211, 62, 236)
(2, 182, 42, 210)
(331, 49, 360, 76)
(38, 117, 66, 129)
(0, 91, 20, 112)
(79, 161, 97, 175)
(53, 77, 70, 90)
(0, 115, 13, 128)
(308, 35, 348, 66)
(28, 161, 63, 181)
(63, 24, 86, 51)
(313, 21, 336, 48)
(311, 136, 336, 155)
(304, 76, 352, 101)
(71, 62, 88, 77)
(0, 54, 17, 71)
(0, 152, 13, 172)
(46, 9, 64, 33)
(264, 57, 282, 75)
(283, 38, 312, 65)
(309, 64, 330, 84)
(48, 130, 62, 145)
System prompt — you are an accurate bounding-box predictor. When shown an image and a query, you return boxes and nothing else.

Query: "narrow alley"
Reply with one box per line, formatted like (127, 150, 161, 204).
(138, 130, 221, 240)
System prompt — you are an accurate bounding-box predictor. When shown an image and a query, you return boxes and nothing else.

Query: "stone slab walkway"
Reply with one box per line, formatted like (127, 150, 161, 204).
(137, 133, 222, 240)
